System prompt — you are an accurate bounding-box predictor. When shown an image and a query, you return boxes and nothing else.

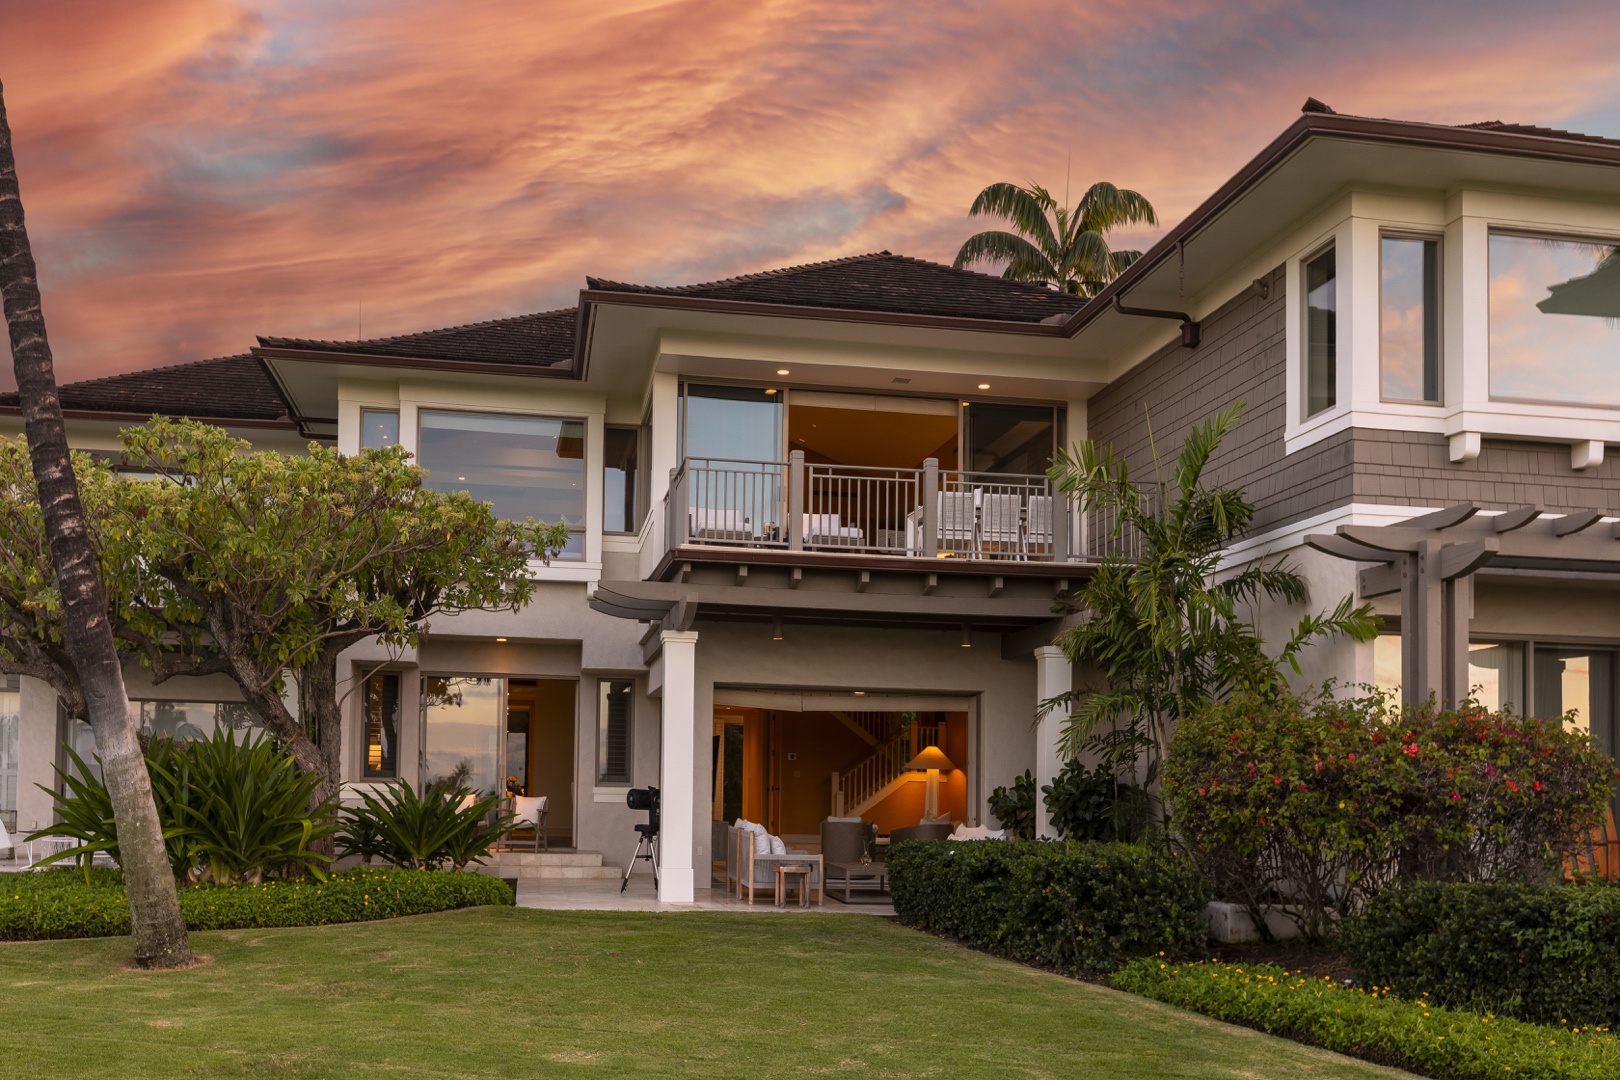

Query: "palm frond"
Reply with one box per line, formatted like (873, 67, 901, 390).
(953, 231, 1056, 283)
(965, 182, 1059, 254)
(1075, 182, 1158, 232)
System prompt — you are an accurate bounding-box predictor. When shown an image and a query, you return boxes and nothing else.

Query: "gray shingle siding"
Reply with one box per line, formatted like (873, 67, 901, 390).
(1086, 263, 1620, 535)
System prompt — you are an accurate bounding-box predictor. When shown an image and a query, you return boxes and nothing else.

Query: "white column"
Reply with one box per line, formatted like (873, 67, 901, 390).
(1033, 646, 1071, 840)
(657, 629, 698, 902)
(15, 677, 62, 836)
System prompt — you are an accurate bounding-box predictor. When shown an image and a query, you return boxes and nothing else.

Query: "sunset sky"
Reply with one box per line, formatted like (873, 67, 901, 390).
(3, 0, 1620, 386)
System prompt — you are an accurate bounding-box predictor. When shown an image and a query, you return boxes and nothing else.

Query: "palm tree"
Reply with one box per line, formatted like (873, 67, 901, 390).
(953, 180, 1157, 296)
(0, 78, 193, 968)
(1047, 401, 1377, 781)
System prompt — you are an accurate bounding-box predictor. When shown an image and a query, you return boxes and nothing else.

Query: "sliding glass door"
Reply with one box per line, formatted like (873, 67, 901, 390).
(420, 676, 504, 796)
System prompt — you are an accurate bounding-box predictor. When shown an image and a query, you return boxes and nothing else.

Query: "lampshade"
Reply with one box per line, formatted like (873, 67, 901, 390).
(905, 745, 955, 773)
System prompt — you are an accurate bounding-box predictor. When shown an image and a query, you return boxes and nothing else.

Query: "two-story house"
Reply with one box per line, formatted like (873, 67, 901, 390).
(4, 101, 1618, 900)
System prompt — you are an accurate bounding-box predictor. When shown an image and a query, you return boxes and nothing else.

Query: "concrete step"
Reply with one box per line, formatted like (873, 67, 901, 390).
(475, 862, 623, 881)
(483, 850, 606, 868)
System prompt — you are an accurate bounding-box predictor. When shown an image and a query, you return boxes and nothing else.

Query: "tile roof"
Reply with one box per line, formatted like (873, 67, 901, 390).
(587, 252, 1088, 324)
(1, 354, 292, 423)
(1457, 120, 1620, 147)
(257, 307, 577, 369)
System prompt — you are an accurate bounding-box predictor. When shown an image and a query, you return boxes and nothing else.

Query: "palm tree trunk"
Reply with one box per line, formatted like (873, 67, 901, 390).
(0, 79, 192, 969)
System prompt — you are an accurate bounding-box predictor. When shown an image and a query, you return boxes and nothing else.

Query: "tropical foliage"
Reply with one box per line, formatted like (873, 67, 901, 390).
(1166, 689, 1615, 941)
(30, 728, 340, 885)
(338, 781, 511, 872)
(1047, 401, 1378, 786)
(986, 770, 1038, 839)
(0, 421, 569, 802)
(953, 179, 1156, 296)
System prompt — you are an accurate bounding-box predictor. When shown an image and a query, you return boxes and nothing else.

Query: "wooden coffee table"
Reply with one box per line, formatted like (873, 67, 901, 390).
(826, 860, 887, 903)
(774, 863, 812, 907)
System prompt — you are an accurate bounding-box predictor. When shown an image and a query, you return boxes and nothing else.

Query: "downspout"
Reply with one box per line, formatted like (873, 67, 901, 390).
(1109, 241, 1200, 348)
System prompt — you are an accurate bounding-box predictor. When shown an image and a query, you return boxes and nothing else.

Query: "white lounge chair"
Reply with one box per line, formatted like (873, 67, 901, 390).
(938, 490, 977, 553)
(803, 513, 864, 549)
(979, 493, 1022, 555)
(689, 507, 752, 542)
(1023, 495, 1054, 558)
(507, 795, 549, 851)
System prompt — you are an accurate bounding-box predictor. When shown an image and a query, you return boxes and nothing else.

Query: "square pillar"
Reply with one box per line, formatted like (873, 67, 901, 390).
(657, 629, 698, 902)
(15, 677, 61, 836)
(1033, 646, 1071, 840)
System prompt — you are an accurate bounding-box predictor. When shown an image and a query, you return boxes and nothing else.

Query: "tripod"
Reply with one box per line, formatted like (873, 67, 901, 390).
(620, 822, 659, 893)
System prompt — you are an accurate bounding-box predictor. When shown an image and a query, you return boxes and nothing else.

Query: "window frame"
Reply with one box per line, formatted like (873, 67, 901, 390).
(1486, 227, 1620, 410)
(359, 408, 401, 451)
(415, 407, 588, 558)
(595, 678, 634, 786)
(1378, 231, 1444, 406)
(361, 670, 403, 780)
(1301, 241, 1339, 420)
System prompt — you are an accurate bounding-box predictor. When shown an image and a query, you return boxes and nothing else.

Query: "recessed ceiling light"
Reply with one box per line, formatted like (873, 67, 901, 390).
(765, 388, 778, 395)
(777, 368, 790, 375)
(852, 691, 866, 697)
(495, 637, 507, 642)
(977, 383, 991, 390)
(458, 476, 466, 481)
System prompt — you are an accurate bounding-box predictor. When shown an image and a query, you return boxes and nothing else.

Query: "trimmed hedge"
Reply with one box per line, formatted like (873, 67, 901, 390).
(1115, 958, 1620, 1080)
(1342, 881, 1620, 1028)
(886, 839, 1209, 972)
(0, 867, 514, 941)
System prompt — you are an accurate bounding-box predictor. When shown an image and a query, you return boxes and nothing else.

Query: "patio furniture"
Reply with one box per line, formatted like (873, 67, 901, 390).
(727, 823, 822, 905)
(506, 795, 549, 852)
(689, 507, 752, 542)
(0, 817, 19, 863)
(978, 493, 1022, 555)
(774, 863, 812, 907)
(1022, 495, 1054, 558)
(821, 818, 887, 902)
(802, 513, 864, 549)
(887, 822, 952, 845)
(938, 490, 977, 553)
(1568, 806, 1620, 880)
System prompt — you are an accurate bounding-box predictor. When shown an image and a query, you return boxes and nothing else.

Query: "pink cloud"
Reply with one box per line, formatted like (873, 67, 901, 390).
(1, 0, 1618, 386)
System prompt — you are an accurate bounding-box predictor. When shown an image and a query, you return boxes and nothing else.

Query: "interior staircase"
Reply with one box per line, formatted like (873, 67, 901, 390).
(830, 721, 940, 818)
(472, 849, 622, 881)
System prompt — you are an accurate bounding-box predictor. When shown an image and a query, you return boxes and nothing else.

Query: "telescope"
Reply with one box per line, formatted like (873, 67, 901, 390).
(620, 785, 660, 892)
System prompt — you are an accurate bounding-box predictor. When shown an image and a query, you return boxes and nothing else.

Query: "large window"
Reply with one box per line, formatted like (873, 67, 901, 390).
(603, 427, 641, 534)
(1490, 231, 1620, 406)
(363, 672, 401, 779)
(1303, 246, 1338, 417)
(137, 701, 258, 742)
(965, 403, 1056, 476)
(1381, 236, 1441, 403)
(421, 676, 503, 795)
(682, 385, 783, 462)
(360, 409, 399, 450)
(597, 679, 633, 785)
(417, 410, 585, 558)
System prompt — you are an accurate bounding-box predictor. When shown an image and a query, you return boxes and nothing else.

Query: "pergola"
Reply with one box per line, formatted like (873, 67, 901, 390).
(1306, 503, 1620, 706)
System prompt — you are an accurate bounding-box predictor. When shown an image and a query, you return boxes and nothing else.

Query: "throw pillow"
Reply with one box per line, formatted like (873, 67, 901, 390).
(768, 833, 788, 856)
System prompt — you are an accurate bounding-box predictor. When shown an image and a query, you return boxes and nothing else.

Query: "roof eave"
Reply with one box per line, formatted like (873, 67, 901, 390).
(1058, 112, 1620, 337)
(252, 344, 577, 379)
(0, 404, 299, 429)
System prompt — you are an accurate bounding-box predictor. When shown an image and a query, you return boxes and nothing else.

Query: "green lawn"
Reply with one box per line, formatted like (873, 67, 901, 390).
(0, 908, 1413, 1079)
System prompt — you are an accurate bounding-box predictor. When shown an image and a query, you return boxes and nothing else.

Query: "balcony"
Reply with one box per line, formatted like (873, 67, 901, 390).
(658, 452, 1139, 570)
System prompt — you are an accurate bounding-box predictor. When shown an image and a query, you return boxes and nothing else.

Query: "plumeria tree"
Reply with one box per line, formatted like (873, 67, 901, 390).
(0, 419, 569, 812)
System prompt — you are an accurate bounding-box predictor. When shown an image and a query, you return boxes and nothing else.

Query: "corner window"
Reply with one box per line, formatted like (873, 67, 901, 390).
(1489, 231, 1620, 406)
(1303, 246, 1337, 417)
(360, 409, 399, 450)
(417, 410, 585, 558)
(363, 672, 401, 779)
(597, 679, 633, 785)
(1380, 236, 1441, 403)
(603, 427, 641, 534)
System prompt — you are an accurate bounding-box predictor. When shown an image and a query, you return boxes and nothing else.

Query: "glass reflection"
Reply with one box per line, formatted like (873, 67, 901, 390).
(1381, 237, 1440, 402)
(422, 676, 503, 795)
(1468, 642, 1526, 712)
(1305, 247, 1337, 416)
(1489, 232, 1620, 405)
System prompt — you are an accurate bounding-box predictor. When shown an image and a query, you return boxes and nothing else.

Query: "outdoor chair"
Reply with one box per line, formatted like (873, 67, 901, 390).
(937, 490, 977, 553)
(978, 493, 1022, 556)
(0, 816, 20, 864)
(507, 795, 549, 852)
(887, 822, 952, 845)
(820, 818, 886, 903)
(802, 513, 864, 549)
(727, 822, 822, 905)
(1567, 806, 1620, 881)
(688, 507, 752, 542)
(1022, 495, 1054, 558)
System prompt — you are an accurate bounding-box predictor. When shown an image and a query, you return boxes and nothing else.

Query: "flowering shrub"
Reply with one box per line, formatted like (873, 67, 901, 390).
(1165, 690, 1613, 941)
(1115, 958, 1620, 1080)
(1343, 881, 1620, 1027)
(886, 839, 1208, 972)
(0, 867, 513, 941)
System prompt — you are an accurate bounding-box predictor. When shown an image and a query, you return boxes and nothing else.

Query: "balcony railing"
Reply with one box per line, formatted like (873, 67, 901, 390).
(663, 453, 1147, 564)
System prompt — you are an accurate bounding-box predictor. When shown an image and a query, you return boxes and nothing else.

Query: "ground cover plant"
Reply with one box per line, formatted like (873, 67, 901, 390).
(338, 780, 511, 871)
(1115, 957, 1619, 1080)
(1343, 880, 1620, 1028)
(0, 867, 511, 941)
(1166, 689, 1614, 941)
(887, 839, 1209, 972)
(0, 907, 1416, 1079)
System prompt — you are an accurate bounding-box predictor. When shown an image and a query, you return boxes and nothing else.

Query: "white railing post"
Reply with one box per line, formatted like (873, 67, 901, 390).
(921, 457, 939, 559)
(1054, 481, 1071, 563)
(788, 450, 805, 551)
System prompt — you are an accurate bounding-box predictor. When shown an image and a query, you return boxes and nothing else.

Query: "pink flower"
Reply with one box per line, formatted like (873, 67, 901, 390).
(1403, 743, 1420, 757)
(1450, 791, 1460, 800)
(1314, 762, 1324, 772)
(1506, 780, 1519, 793)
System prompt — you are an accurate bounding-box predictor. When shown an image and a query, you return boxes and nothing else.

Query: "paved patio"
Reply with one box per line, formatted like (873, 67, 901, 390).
(514, 870, 896, 915)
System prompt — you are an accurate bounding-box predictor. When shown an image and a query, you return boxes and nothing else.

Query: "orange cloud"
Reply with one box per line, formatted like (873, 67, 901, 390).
(1, 0, 1619, 384)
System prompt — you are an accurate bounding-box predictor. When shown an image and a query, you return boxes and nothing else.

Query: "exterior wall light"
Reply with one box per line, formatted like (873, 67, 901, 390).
(771, 615, 783, 641)
(776, 368, 790, 375)
(960, 623, 972, 648)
